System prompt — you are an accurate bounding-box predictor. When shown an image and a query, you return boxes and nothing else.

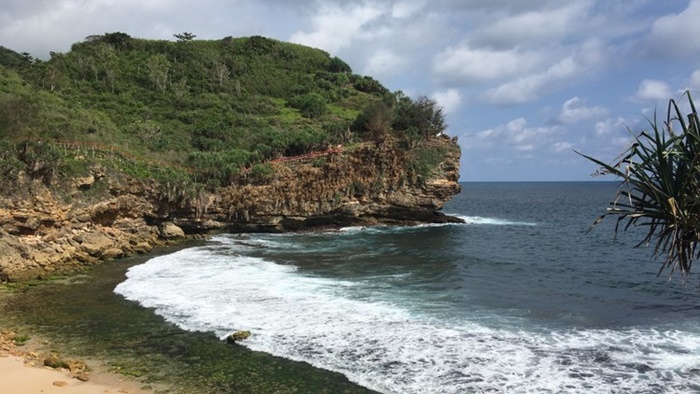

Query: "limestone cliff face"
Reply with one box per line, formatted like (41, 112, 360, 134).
(177, 134, 462, 231)
(0, 136, 461, 282)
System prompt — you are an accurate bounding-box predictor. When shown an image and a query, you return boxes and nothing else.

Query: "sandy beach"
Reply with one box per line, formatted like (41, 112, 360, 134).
(0, 353, 150, 393)
(0, 330, 152, 394)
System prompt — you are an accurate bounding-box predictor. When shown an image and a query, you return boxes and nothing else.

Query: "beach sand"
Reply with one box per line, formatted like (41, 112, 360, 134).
(0, 353, 150, 393)
(0, 330, 153, 394)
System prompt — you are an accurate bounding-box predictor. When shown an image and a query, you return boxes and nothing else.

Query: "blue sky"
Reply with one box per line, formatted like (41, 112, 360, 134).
(2, 0, 699, 181)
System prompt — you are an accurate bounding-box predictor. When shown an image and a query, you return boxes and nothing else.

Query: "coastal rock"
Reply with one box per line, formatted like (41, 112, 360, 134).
(159, 222, 185, 240)
(73, 175, 95, 190)
(0, 134, 461, 282)
(101, 248, 124, 260)
(44, 354, 67, 369)
(77, 232, 113, 256)
(226, 330, 251, 343)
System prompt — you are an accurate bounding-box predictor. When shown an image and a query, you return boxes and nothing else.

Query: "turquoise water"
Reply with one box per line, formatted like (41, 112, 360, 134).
(115, 182, 700, 393)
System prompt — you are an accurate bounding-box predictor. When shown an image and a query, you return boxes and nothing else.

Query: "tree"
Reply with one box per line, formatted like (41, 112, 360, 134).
(392, 94, 446, 139)
(174, 32, 196, 42)
(351, 101, 393, 141)
(146, 54, 171, 94)
(209, 60, 230, 90)
(578, 92, 700, 279)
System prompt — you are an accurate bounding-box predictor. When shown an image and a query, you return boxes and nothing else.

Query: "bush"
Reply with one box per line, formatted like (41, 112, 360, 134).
(288, 92, 327, 118)
(328, 56, 352, 73)
(351, 101, 393, 140)
(0, 140, 23, 187)
(188, 149, 258, 186)
(352, 75, 388, 95)
(407, 145, 446, 181)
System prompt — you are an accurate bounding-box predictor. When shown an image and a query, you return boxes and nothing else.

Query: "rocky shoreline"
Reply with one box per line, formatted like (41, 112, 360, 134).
(1, 136, 461, 282)
(0, 183, 192, 282)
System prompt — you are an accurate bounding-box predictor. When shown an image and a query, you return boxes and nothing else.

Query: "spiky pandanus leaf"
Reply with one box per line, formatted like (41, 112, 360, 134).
(578, 92, 700, 278)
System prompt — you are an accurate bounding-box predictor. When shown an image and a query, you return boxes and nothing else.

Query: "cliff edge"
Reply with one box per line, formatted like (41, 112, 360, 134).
(0, 135, 461, 282)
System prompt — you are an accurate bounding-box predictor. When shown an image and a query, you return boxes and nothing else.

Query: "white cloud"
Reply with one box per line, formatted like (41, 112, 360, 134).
(431, 89, 462, 115)
(553, 141, 574, 153)
(648, 0, 700, 57)
(469, 1, 593, 48)
(594, 117, 627, 136)
(391, 1, 425, 19)
(484, 39, 608, 105)
(558, 96, 609, 123)
(289, 2, 385, 54)
(464, 117, 561, 153)
(364, 49, 407, 76)
(634, 79, 673, 101)
(433, 45, 546, 83)
(689, 69, 700, 91)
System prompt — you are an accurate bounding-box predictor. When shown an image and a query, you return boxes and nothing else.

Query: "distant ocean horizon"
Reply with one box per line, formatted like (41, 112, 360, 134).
(115, 181, 700, 393)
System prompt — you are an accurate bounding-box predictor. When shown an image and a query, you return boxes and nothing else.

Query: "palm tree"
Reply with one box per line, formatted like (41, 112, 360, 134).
(578, 92, 700, 279)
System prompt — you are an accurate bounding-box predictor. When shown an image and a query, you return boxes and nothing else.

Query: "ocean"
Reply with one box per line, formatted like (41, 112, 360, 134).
(110, 181, 700, 393)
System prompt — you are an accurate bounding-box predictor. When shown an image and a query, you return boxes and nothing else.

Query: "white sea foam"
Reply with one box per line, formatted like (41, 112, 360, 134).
(453, 215, 538, 226)
(115, 247, 700, 394)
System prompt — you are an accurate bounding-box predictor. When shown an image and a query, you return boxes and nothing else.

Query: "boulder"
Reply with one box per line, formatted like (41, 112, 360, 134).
(78, 232, 113, 256)
(226, 330, 251, 343)
(159, 222, 185, 240)
(101, 248, 124, 260)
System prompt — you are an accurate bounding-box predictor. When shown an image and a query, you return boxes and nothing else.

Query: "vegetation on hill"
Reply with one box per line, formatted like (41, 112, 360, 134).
(0, 33, 448, 192)
(580, 92, 700, 279)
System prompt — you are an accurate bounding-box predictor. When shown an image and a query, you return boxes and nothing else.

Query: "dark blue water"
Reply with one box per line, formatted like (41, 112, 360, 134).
(116, 182, 700, 393)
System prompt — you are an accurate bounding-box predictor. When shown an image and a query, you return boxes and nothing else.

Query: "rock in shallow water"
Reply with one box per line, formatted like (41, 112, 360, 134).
(226, 330, 251, 343)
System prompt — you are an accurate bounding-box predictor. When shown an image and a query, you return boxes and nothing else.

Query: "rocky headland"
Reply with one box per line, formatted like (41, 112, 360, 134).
(0, 136, 461, 282)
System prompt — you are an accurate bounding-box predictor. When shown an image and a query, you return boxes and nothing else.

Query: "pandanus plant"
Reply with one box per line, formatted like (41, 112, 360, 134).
(578, 92, 700, 279)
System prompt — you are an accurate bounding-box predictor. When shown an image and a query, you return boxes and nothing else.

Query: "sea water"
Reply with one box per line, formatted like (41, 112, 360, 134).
(115, 182, 700, 393)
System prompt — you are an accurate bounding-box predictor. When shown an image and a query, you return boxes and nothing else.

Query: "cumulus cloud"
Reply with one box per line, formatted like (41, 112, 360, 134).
(431, 89, 462, 115)
(689, 69, 700, 91)
(594, 117, 627, 136)
(289, 2, 385, 54)
(633, 79, 673, 101)
(648, 0, 700, 57)
(558, 97, 609, 123)
(484, 39, 608, 105)
(391, 1, 425, 19)
(469, 1, 593, 48)
(553, 141, 574, 153)
(433, 45, 546, 84)
(364, 49, 407, 76)
(464, 117, 562, 154)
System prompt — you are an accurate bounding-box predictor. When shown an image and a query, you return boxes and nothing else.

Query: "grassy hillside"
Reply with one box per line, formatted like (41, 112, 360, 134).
(0, 33, 447, 191)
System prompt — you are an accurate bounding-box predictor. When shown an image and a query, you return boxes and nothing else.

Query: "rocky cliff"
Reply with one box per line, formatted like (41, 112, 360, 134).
(0, 135, 461, 282)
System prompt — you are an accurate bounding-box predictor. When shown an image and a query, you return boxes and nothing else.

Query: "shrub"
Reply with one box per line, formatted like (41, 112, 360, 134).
(288, 92, 327, 118)
(407, 145, 446, 181)
(328, 56, 352, 73)
(351, 101, 393, 140)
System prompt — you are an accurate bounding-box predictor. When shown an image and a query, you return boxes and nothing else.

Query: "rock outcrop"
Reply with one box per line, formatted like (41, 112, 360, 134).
(0, 135, 461, 282)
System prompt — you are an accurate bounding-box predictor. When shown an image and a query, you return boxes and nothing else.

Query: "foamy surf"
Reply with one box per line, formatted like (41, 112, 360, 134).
(115, 244, 700, 394)
(452, 215, 538, 226)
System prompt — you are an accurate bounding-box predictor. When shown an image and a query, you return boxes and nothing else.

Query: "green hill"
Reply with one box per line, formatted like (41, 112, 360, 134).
(0, 32, 447, 191)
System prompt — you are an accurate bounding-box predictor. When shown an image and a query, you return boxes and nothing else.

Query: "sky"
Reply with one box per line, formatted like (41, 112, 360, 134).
(2, 0, 700, 181)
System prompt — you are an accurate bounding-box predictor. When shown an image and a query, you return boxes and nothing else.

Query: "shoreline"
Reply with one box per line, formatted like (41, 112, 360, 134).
(0, 330, 156, 394)
(1, 242, 376, 394)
